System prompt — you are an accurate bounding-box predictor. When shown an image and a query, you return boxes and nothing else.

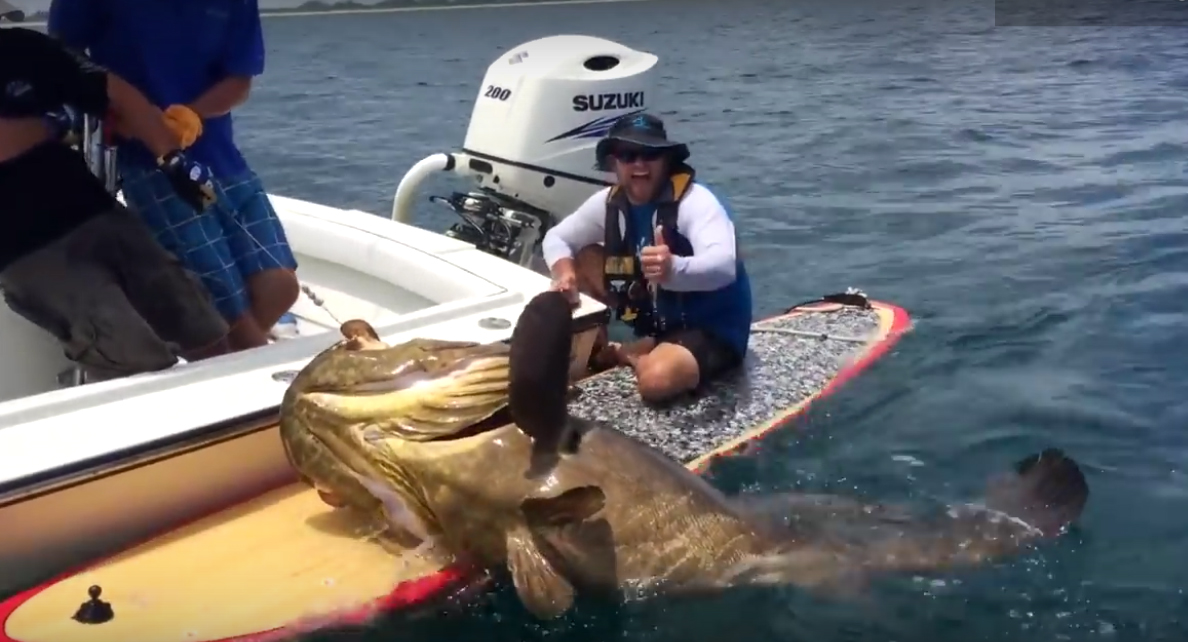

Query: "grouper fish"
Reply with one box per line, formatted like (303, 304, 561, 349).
(278, 291, 1090, 620)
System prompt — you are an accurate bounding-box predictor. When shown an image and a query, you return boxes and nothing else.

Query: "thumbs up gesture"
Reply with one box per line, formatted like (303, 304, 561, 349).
(640, 224, 673, 284)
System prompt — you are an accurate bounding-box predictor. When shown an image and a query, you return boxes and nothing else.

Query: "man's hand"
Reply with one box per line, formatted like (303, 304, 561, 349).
(549, 265, 581, 306)
(163, 104, 203, 148)
(641, 225, 673, 284)
(157, 150, 216, 213)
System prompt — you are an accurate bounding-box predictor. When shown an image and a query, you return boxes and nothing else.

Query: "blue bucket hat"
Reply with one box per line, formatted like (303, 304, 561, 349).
(595, 113, 690, 172)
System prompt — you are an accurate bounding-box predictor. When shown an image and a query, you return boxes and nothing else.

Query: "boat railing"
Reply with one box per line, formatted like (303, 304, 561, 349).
(81, 114, 119, 196)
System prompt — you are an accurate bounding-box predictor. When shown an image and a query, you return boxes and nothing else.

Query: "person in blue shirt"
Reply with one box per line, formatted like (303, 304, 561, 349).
(48, 0, 301, 353)
(541, 113, 754, 404)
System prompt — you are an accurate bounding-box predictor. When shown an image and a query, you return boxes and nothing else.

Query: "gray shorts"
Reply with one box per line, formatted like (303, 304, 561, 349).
(0, 206, 230, 380)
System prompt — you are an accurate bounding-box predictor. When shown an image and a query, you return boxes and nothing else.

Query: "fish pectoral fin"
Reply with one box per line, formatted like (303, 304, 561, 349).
(520, 485, 606, 528)
(506, 527, 575, 620)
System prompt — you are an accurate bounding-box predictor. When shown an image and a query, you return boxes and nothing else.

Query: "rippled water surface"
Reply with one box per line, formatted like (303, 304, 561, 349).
(232, 1, 1188, 639)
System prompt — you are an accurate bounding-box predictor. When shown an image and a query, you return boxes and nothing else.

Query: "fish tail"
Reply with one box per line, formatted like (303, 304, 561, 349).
(509, 291, 577, 456)
(879, 448, 1089, 572)
(726, 450, 1090, 593)
(984, 447, 1089, 538)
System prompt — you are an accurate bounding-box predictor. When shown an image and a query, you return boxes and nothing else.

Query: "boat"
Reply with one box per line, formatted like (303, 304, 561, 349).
(0, 34, 913, 642)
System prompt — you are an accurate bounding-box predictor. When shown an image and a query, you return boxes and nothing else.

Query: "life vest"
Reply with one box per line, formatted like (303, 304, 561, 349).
(602, 168, 695, 336)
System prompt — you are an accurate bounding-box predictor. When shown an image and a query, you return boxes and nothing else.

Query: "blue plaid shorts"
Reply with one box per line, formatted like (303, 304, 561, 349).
(119, 165, 298, 322)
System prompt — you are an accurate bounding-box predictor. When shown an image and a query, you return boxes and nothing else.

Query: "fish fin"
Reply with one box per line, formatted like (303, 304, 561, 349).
(509, 291, 579, 458)
(520, 485, 607, 528)
(506, 526, 575, 619)
(984, 448, 1089, 537)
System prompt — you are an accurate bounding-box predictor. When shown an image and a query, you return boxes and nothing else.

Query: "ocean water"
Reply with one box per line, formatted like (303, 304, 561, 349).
(232, 1, 1187, 639)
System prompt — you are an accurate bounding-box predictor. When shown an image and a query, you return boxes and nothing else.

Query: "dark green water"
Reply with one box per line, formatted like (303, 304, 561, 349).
(231, 1, 1187, 639)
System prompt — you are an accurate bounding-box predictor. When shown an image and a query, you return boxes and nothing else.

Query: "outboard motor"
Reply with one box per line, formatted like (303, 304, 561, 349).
(390, 35, 659, 268)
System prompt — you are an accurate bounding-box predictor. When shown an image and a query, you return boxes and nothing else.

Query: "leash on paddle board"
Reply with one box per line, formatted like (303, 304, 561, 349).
(749, 288, 873, 344)
(751, 327, 869, 343)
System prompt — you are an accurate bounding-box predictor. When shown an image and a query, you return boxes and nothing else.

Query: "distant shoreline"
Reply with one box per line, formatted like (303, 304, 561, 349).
(5, 0, 648, 27)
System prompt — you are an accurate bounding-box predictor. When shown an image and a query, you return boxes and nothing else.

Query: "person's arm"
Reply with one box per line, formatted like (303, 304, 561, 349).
(189, 77, 252, 119)
(105, 74, 184, 159)
(664, 185, 739, 292)
(11, 28, 181, 160)
(541, 190, 609, 275)
(188, 0, 265, 118)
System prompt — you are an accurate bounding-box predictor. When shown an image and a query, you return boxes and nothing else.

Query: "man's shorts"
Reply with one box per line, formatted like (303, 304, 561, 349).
(655, 327, 743, 387)
(119, 165, 299, 323)
(0, 206, 229, 380)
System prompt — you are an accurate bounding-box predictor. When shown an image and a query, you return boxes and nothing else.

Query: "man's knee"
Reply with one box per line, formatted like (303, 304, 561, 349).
(635, 357, 694, 403)
(246, 268, 300, 329)
(248, 268, 299, 306)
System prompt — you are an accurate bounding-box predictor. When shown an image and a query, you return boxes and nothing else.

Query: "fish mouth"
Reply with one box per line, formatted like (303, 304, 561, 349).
(299, 351, 512, 441)
(280, 320, 514, 520)
(287, 326, 513, 442)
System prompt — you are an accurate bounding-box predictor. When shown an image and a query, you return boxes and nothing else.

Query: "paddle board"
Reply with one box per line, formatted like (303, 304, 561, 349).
(0, 293, 912, 642)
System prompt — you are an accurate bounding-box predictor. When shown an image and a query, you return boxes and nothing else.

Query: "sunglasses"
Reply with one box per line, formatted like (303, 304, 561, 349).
(612, 147, 665, 163)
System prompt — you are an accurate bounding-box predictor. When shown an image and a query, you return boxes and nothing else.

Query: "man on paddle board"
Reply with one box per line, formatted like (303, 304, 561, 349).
(542, 113, 754, 403)
(0, 22, 232, 380)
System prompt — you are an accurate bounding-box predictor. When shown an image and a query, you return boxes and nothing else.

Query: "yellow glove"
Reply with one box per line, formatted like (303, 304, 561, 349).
(163, 104, 203, 149)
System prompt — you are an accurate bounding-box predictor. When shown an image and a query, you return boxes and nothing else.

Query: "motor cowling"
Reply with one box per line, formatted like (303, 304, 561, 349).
(459, 35, 659, 220)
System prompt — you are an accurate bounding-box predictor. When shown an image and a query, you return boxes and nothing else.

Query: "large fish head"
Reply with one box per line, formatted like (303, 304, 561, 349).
(278, 319, 513, 521)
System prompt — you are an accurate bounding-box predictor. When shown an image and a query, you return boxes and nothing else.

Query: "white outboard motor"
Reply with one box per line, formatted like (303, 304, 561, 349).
(390, 35, 659, 268)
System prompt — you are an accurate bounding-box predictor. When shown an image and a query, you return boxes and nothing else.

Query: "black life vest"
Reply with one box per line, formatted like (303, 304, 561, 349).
(602, 169, 695, 336)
